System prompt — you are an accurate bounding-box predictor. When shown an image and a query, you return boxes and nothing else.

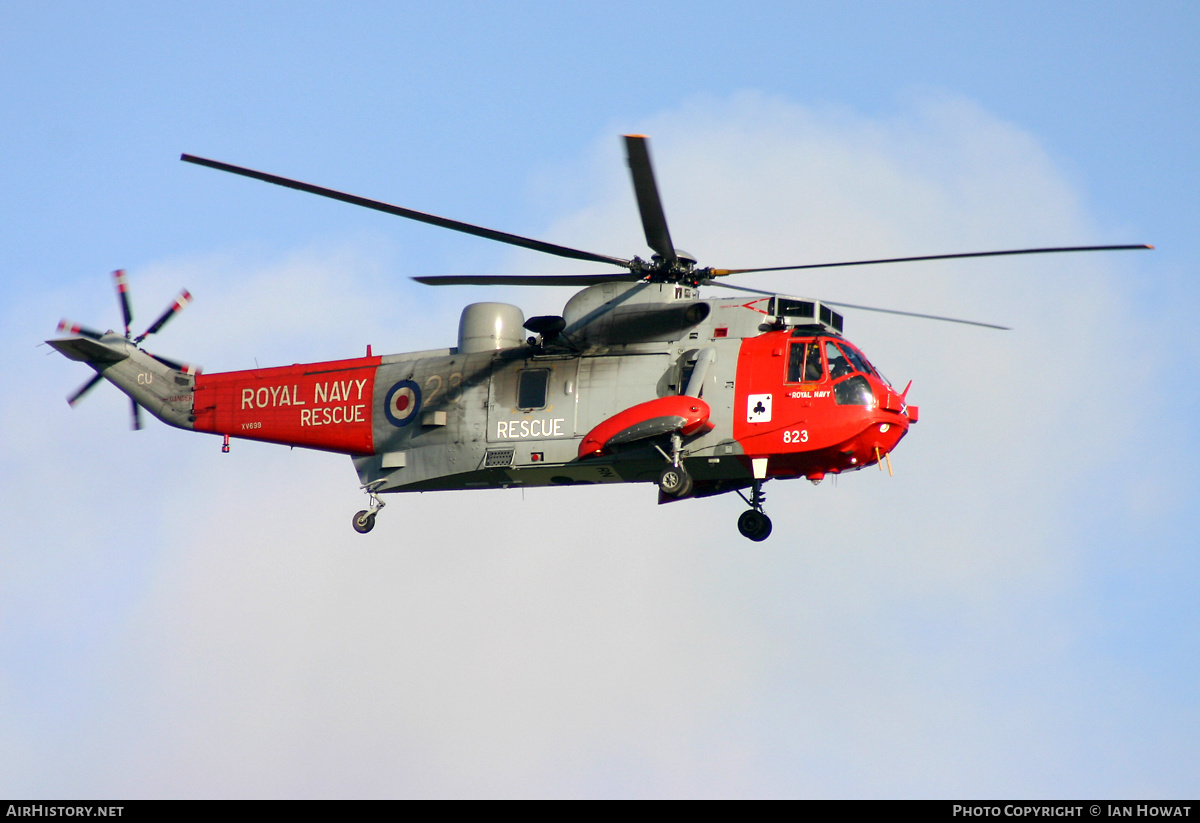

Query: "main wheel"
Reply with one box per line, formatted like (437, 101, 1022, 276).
(352, 510, 376, 534)
(737, 510, 773, 542)
(658, 465, 692, 497)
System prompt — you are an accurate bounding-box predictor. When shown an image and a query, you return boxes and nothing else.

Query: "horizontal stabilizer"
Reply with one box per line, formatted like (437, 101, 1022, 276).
(47, 336, 129, 365)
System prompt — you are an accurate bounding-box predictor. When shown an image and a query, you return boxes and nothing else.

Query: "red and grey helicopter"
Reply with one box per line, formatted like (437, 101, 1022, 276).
(49, 136, 1150, 540)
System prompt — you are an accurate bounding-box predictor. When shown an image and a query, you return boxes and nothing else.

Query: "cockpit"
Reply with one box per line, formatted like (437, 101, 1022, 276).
(786, 334, 886, 407)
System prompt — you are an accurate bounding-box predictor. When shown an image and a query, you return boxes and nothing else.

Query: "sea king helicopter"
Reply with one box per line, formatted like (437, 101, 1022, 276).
(48, 136, 1150, 540)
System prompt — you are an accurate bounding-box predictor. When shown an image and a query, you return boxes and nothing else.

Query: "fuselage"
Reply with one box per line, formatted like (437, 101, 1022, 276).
(166, 283, 918, 499)
(51, 282, 917, 504)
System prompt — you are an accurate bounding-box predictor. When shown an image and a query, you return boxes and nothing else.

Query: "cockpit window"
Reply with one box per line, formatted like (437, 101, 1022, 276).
(840, 343, 875, 377)
(787, 342, 823, 382)
(825, 341, 854, 379)
(834, 375, 875, 407)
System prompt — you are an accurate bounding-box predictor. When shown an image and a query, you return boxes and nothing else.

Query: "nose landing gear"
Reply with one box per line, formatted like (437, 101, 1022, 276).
(735, 480, 772, 541)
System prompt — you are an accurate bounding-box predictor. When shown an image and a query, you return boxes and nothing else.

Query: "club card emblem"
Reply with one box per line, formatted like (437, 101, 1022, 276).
(747, 393, 772, 423)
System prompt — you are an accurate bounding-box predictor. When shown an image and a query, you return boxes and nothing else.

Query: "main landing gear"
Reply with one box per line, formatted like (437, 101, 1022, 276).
(735, 480, 772, 542)
(352, 481, 387, 534)
(658, 464, 692, 497)
(656, 431, 693, 498)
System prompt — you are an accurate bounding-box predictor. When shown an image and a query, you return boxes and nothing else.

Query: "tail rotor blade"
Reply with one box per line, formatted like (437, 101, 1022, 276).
(67, 373, 105, 407)
(135, 289, 192, 343)
(147, 352, 202, 374)
(112, 269, 133, 337)
(624, 135, 676, 265)
(130, 399, 142, 431)
(57, 319, 105, 340)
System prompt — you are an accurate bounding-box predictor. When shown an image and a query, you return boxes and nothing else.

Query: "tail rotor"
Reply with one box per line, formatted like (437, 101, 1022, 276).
(55, 270, 196, 430)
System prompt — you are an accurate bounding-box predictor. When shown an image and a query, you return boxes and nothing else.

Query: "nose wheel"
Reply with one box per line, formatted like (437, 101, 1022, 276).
(737, 509, 772, 541)
(735, 480, 772, 541)
(352, 482, 386, 534)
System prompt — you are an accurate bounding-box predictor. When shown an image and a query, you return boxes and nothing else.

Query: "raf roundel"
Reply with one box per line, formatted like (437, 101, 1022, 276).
(384, 380, 421, 427)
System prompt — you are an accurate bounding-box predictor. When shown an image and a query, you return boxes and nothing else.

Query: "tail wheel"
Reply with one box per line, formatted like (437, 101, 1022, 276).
(658, 465, 692, 497)
(737, 509, 772, 542)
(352, 510, 376, 534)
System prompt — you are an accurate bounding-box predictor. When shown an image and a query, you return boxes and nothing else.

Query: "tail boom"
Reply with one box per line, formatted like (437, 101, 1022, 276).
(48, 334, 197, 429)
(51, 329, 382, 454)
(192, 356, 381, 454)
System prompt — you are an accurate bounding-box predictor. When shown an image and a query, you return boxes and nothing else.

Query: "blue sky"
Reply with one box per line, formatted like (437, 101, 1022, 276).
(2, 2, 1197, 798)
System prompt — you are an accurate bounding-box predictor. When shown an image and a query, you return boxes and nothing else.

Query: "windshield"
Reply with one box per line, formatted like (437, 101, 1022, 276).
(839, 341, 889, 385)
(789, 337, 889, 388)
(840, 343, 874, 377)
(825, 341, 854, 379)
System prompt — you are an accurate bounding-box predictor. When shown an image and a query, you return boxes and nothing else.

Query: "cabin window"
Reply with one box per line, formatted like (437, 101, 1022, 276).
(517, 369, 550, 410)
(787, 342, 824, 382)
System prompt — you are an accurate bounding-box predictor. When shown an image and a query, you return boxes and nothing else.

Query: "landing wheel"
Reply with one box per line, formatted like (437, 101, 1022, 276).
(737, 509, 772, 542)
(352, 510, 376, 534)
(658, 465, 693, 497)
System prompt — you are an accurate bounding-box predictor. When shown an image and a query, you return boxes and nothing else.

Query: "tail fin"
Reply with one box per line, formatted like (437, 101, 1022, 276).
(48, 332, 197, 431)
(51, 270, 198, 430)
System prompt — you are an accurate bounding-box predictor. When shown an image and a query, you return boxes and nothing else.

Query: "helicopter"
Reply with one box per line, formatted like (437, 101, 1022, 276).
(48, 135, 1151, 540)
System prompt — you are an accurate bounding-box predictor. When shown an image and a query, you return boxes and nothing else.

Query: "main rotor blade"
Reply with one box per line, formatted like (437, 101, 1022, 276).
(112, 269, 133, 337)
(704, 281, 1010, 329)
(623, 135, 676, 265)
(182, 154, 630, 269)
(710, 244, 1154, 275)
(820, 299, 1011, 330)
(67, 373, 104, 406)
(413, 272, 644, 287)
(135, 289, 192, 343)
